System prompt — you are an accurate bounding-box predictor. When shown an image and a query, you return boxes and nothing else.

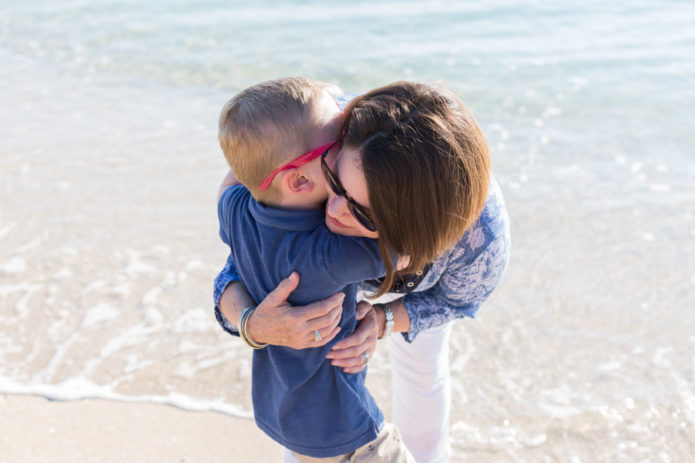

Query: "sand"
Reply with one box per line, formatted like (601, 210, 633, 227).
(0, 394, 283, 463)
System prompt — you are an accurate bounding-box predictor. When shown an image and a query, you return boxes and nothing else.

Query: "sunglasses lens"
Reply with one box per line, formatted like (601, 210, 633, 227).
(348, 203, 377, 232)
(327, 173, 343, 197)
(322, 156, 344, 194)
(322, 145, 377, 232)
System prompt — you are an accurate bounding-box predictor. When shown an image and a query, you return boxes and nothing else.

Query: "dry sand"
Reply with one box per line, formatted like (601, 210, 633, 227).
(0, 394, 283, 463)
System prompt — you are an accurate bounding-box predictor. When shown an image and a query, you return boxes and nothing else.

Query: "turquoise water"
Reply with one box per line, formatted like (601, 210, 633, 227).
(3, 0, 693, 182)
(1, 1, 694, 461)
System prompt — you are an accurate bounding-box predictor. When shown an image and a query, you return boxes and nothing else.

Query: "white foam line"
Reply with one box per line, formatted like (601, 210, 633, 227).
(33, 332, 79, 383)
(0, 282, 41, 318)
(81, 302, 120, 329)
(142, 287, 162, 306)
(16, 237, 43, 253)
(0, 376, 252, 419)
(123, 359, 154, 374)
(0, 257, 27, 274)
(80, 279, 106, 295)
(0, 223, 16, 240)
(0, 282, 41, 296)
(124, 249, 157, 276)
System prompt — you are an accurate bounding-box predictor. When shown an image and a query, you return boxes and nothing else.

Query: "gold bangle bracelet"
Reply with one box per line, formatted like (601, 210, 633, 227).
(241, 307, 266, 349)
(238, 306, 267, 349)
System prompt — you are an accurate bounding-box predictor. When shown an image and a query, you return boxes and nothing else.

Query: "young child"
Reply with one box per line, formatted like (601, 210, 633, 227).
(216, 77, 414, 462)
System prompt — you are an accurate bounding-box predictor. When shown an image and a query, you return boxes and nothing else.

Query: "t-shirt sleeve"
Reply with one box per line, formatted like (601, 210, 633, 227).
(214, 185, 248, 337)
(217, 184, 248, 246)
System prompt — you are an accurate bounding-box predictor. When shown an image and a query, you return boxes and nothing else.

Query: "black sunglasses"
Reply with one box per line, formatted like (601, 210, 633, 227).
(320, 138, 377, 232)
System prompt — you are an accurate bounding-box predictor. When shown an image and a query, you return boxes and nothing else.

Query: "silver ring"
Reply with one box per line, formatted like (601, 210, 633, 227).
(362, 352, 369, 364)
(314, 329, 322, 342)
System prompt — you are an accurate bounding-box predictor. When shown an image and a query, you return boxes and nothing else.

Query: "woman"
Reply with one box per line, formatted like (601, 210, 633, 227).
(214, 81, 511, 462)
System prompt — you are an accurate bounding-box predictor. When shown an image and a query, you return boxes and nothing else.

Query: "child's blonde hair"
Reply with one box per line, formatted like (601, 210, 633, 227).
(218, 77, 339, 204)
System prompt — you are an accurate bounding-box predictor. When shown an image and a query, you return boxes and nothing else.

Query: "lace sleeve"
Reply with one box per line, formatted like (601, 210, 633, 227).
(213, 253, 242, 336)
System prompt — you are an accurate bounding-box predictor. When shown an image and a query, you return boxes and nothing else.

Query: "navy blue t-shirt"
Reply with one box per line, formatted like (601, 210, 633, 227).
(218, 185, 385, 457)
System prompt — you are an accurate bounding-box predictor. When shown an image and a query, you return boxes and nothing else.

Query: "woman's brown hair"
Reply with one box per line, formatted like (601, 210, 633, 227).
(340, 82, 491, 296)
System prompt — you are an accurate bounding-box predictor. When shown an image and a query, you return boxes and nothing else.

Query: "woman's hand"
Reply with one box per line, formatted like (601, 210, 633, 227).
(245, 272, 346, 349)
(217, 169, 241, 202)
(326, 301, 379, 374)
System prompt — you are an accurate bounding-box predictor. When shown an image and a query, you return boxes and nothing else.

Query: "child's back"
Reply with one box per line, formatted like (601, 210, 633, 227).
(218, 184, 385, 456)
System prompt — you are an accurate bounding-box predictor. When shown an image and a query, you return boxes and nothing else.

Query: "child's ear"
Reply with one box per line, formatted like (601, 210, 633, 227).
(283, 168, 315, 194)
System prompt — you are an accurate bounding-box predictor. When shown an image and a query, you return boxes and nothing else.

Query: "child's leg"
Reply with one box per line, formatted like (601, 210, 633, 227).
(349, 422, 415, 462)
(284, 448, 300, 463)
(291, 422, 414, 463)
(290, 452, 346, 463)
(388, 322, 454, 463)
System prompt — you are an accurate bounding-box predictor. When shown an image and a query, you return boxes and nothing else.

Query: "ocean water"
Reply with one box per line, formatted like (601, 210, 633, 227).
(1, 1, 694, 461)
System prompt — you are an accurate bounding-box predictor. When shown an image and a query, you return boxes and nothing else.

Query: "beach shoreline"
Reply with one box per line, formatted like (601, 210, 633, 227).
(1, 1, 694, 460)
(0, 394, 283, 463)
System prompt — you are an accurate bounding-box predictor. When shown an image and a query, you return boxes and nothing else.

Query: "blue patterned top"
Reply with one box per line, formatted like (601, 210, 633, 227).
(213, 175, 511, 342)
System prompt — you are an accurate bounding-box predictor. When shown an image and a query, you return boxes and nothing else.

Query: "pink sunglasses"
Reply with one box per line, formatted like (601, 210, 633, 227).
(258, 99, 343, 191)
(258, 140, 337, 191)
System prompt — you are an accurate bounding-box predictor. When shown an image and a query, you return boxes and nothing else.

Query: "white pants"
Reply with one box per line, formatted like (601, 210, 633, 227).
(285, 321, 453, 463)
(387, 322, 452, 463)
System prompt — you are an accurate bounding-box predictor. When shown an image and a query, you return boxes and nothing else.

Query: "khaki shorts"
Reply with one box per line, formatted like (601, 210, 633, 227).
(292, 422, 415, 463)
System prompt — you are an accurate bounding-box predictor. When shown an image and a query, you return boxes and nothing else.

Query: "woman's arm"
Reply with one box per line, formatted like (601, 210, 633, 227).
(217, 169, 240, 202)
(213, 259, 347, 349)
(213, 253, 246, 336)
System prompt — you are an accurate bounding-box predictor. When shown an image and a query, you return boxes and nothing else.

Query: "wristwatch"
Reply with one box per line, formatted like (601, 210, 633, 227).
(378, 303, 394, 339)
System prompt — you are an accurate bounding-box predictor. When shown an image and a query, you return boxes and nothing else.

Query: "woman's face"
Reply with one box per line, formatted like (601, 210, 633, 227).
(323, 145, 379, 239)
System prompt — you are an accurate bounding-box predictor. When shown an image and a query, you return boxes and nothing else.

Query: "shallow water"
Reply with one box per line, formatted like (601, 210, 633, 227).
(1, 1, 694, 460)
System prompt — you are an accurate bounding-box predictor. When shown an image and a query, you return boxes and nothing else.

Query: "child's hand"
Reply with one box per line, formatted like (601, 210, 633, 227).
(216, 169, 241, 202)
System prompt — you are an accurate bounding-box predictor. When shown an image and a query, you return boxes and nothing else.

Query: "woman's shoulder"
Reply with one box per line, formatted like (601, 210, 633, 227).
(480, 174, 509, 229)
(414, 176, 510, 291)
(448, 174, 510, 256)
